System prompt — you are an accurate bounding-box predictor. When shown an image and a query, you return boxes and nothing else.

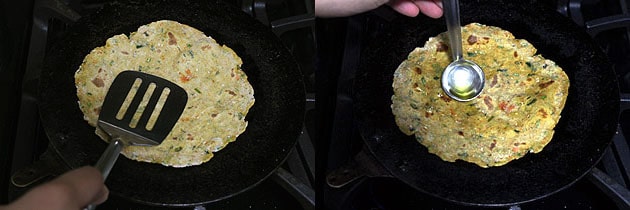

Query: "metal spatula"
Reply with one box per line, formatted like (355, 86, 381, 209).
(85, 70, 187, 210)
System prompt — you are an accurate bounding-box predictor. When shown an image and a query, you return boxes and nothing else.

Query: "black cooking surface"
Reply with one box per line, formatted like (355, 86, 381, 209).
(1, 0, 315, 209)
(40, 0, 305, 205)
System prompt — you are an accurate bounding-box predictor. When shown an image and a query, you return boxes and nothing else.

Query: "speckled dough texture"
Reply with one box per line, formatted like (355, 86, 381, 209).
(75, 20, 255, 167)
(391, 23, 569, 167)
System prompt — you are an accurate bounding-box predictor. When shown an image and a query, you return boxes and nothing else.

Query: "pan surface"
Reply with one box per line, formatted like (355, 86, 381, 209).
(354, 0, 619, 206)
(39, 0, 304, 206)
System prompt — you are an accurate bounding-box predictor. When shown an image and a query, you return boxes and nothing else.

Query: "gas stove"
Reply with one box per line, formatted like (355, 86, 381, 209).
(318, 0, 630, 209)
(0, 0, 314, 209)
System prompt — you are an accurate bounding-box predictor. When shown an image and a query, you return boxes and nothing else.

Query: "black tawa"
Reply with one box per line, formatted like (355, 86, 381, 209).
(354, 0, 619, 206)
(39, 0, 305, 206)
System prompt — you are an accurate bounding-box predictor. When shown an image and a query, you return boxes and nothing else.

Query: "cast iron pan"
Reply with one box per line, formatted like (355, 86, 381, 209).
(38, 0, 304, 206)
(354, 0, 619, 206)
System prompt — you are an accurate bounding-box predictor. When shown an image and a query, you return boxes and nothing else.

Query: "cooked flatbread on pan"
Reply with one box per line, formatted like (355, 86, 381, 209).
(391, 23, 569, 167)
(75, 20, 255, 167)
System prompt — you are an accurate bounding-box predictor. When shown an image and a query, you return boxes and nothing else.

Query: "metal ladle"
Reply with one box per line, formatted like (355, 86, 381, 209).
(441, 0, 485, 101)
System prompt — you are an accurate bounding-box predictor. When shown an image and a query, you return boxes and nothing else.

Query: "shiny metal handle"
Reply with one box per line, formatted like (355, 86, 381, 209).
(444, 0, 463, 60)
(84, 138, 123, 210)
(95, 138, 123, 180)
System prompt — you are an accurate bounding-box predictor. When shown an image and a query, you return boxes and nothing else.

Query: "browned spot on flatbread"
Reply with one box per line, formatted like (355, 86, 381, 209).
(413, 66, 422, 74)
(499, 101, 516, 113)
(436, 42, 448, 52)
(538, 108, 548, 118)
(201, 45, 211, 50)
(467, 35, 478, 45)
(91, 77, 104, 87)
(439, 94, 452, 102)
(484, 96, 494, 110)
(539, 80, 555, 89)
(490, 74, 498, 88)
(168, 32, 177, 45)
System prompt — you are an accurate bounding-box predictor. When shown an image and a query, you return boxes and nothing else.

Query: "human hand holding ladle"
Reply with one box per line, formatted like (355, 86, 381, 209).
(440, 0, 485, 101)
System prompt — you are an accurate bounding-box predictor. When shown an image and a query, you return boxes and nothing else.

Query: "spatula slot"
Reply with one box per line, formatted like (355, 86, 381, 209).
(146, 87, 171, 131)
(129, 82, 157, 128)
(116, 78, 143, 120)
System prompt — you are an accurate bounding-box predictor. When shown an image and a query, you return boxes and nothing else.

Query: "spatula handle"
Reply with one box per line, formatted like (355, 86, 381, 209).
(95, 138, 123, 180)
(84, 138, 123, 210)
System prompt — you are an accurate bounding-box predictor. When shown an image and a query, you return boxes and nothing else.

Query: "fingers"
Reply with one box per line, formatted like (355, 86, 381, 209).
(93, 186, 110, 204)
(389, 0, 443, 18)
(316, 0, 389, 17)
(7, 166, 108, 210)
(314, 0, 442, 18)
(388, 0, 421, 17)
(415, 0, 443, 18)
(53, 166, 108, 206)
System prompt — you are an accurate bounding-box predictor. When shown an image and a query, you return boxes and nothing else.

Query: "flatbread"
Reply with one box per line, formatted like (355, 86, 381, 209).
(391, 23, 569, 167)
(75, 20, 254, 167)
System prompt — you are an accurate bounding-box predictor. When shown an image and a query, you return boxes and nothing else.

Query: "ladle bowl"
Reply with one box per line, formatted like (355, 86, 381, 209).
(440, 0, 485, 101)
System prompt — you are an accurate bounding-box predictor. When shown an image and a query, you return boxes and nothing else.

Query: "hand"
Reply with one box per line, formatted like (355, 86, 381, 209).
(0, 166, 109, 210)
(315, 0, 443, 18)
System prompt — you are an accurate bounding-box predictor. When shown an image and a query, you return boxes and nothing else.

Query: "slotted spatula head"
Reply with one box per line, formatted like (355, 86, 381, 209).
(98, 70, 188, 146)
(85, 71, 187, 210)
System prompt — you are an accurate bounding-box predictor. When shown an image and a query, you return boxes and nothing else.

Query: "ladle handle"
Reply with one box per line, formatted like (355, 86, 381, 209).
(444, 0, 463, 60)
